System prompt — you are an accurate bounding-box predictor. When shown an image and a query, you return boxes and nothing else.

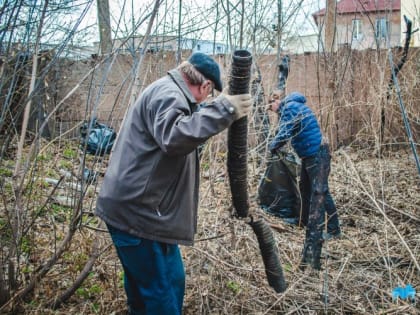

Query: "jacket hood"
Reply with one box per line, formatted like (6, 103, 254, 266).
(279, 92, 306, 111)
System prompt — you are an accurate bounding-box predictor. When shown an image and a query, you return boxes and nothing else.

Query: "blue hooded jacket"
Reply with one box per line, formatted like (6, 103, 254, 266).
(269, 92, 322, 158)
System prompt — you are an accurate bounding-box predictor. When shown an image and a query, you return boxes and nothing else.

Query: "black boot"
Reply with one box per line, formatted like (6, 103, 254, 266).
(300, 238, 323, 270)
(323, 226, 342, 240)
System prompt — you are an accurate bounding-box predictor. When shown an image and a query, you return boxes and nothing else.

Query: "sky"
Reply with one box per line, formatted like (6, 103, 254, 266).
(77, 0, 327, 45)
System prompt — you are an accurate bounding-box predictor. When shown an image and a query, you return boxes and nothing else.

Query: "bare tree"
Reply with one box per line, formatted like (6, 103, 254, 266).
(0, 0, 162, 311)
(1, 1, 417, 314)
(97, 0, 112, 55)
(324, 0, 337, 52)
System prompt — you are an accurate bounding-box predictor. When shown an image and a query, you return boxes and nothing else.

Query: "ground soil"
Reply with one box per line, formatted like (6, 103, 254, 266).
(13, 145, 419, 315)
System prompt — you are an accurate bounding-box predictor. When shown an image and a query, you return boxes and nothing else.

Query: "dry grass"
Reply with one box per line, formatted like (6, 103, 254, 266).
(4, 143, 419, 315)
(179, 147, 419, 314)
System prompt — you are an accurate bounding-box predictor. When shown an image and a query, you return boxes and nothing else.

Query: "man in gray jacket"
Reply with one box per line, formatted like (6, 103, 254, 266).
(96, 52, 252, 315)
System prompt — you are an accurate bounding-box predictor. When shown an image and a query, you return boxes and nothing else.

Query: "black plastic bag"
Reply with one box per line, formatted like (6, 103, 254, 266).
(258, 153, 301, 224)
(80, 118, 116, 156)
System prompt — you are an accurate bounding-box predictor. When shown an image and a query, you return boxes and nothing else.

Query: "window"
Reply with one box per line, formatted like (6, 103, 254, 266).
(375, 18, 389, 40)
(352, 19, 362, 40)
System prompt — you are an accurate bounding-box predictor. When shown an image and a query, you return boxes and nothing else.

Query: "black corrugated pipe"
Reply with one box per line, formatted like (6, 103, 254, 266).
(227, 50, 252, 218)
(249, 218, 287, 293)
(227, 50, 287, 293)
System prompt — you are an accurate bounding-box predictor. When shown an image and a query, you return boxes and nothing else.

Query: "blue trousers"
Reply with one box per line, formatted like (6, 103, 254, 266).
(107, 224, 185, 315)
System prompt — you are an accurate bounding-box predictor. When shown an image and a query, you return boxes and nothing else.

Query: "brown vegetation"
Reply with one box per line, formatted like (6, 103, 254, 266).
(1, 141, 418, 314)
(1, 49, 419, 314)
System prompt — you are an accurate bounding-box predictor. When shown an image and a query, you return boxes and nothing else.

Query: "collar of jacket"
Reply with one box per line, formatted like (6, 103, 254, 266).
(168, 69, 197, 106)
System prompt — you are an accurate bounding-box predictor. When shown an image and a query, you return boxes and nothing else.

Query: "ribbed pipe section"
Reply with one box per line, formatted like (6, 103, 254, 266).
(227, 50, 287, 293)
(249, 218, 288, 293)
(227, 50, 252, 218)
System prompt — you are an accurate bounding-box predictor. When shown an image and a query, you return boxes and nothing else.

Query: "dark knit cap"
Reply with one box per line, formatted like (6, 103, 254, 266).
(188, 52, 223, 91)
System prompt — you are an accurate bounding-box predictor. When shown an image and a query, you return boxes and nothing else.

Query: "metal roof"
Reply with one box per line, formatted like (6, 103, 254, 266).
(313, 0, 401, 17)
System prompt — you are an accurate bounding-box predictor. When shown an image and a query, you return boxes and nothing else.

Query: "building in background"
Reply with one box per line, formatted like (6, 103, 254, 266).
(101, 35, 227, 56)
(190, 39, 226, 54)
(312, 0, 401, 50)
(401, 0, 420, 47)
(283, 33, 320, 54)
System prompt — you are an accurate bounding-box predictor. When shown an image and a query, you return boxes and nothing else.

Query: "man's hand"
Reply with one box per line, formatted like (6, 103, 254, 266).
(270, 146, 288, 158)
(221, 92, 252, 120)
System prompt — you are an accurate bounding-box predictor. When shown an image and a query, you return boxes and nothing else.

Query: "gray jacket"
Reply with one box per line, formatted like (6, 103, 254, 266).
(95, 69, 236, 246)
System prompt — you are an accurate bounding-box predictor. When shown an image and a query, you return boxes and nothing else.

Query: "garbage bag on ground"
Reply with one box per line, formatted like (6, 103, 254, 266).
(258, 153, 301, 224)
(80, 118, 116, 156)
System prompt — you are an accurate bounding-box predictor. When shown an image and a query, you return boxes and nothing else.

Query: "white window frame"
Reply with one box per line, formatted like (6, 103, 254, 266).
(352, 19, 362, 40)
(375, 18, 389, 40)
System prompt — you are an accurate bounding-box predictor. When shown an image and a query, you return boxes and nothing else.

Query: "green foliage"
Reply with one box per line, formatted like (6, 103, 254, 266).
(51, 204, 72, 222)
(3, 182, 13, 194)
(20, 236, 32, 254)
(82, 213, 99, 226)
(51, 204, 70, 214)
(36, 152, 53, 161)
(63, 251, 91, 275)
(22, 265, 32, 273)
(91, 302, 100, 313)
(76, 284, 102, 300)
(119, 271, 124, 288)
(201, 162, 209, 171)
(45, 168, 58, 178)
(0, 217, 12, 241)
(59, 160, 73, 170)
(0, 167, 13, 177)
(89, 284, 101, 294)
(63, 147, 78, 159)
(283, 263, 292, 272)
(75, 287, 89, 299)
(226, 280, 241, 294)
(0, 217, 6, 229)
(73, 252, 89, 272)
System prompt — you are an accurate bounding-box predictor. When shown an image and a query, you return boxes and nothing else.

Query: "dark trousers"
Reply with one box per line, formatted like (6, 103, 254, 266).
(107, 224, 185, 315)
(299, 144, 340, 234)
(299, 144, 340, 269)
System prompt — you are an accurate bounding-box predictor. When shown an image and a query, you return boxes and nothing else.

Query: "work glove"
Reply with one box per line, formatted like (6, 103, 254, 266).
(221, 92, 252, 120)
(270, 146, 288, 158)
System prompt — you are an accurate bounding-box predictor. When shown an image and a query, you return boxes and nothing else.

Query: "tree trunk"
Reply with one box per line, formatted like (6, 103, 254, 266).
(325, 0, 336, 52)
(97, 0, 112, 55)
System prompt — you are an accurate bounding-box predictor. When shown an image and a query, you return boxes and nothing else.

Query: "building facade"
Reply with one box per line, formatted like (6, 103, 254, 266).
(401, 0, 420, 47)
(103, 35, 227, 56)
(313, 0, 401, 50)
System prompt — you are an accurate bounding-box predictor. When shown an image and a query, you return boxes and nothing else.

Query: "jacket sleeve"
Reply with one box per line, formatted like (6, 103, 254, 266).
(152, 94, 235, 156)
(269, 104, 296, 151)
